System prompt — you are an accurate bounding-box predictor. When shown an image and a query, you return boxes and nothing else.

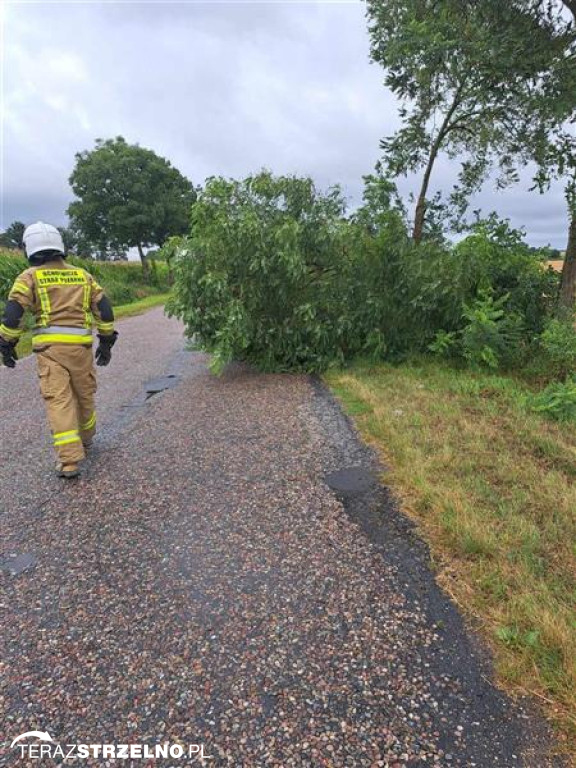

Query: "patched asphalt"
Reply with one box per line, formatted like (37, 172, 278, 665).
(0, 309, 565, 767)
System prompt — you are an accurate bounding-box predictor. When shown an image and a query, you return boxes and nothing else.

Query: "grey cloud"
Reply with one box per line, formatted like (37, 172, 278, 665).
(1, 2, 570, 248)
(99, 0, 300, 35)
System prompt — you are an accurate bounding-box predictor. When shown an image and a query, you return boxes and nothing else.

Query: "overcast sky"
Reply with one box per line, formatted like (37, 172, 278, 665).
(1, 0, 570, 248)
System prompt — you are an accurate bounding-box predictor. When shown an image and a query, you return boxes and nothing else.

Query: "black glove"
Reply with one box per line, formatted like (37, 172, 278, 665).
(95, 331, 118, 367)
(0, 337, 18, 368)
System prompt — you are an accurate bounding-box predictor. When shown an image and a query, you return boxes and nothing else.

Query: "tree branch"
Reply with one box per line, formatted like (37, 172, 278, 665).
(412, 82, 467, 242)
(434, 81, 467, 143)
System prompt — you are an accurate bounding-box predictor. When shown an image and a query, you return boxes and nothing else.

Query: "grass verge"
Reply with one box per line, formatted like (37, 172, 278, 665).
(325, 359, 576, 752)
(114, 292, 171, 320)
(14, 293, 171, 359)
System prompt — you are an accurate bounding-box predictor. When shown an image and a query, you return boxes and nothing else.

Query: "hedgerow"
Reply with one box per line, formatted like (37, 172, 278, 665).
(167, 171, 561, 376)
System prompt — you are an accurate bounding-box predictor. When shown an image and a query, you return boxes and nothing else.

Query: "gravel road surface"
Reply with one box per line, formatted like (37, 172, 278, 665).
(0, 308, 563, 767)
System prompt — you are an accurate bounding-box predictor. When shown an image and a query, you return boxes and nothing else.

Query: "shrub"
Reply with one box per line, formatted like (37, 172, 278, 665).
(435, 221, 557, 338)
(0, 250, 27, 305)
(530, 379, 576, 422)
(537, 318, 576, 380)
(168, 172, 359, 372)
(348, 215, 556, 362)
(428, 330, 457, 357)
(460, 291, 525, 369)
(428, 291, 526, 369)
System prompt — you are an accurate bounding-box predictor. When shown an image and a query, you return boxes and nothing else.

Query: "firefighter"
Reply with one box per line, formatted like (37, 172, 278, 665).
(0, 221, 118, 478)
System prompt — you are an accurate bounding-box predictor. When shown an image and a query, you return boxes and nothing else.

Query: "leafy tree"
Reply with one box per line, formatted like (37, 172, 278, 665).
(0, 221, 25, 249)
(56, 226, 80, 255)
(351, 163, 407, 235)
(56, 224, 127, 261)
(168, 171, 354, 372)
(366, 0, 569, 243)
(68, 137, 195, 274)
(158, 236, 184, 284)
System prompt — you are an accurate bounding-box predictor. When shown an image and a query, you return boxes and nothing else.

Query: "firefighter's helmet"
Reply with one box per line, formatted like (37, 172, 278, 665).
(23, 221, 65, 261)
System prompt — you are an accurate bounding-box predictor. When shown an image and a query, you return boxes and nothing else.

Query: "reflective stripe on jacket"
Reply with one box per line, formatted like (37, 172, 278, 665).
(2, 258, 114, 349)
(32, 326, 94, 346)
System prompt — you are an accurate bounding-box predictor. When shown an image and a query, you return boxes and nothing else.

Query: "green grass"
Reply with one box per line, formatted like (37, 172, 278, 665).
(14, 292, 171, 359)
(114, 292, 171, 319)
(325, 359, 576, 751)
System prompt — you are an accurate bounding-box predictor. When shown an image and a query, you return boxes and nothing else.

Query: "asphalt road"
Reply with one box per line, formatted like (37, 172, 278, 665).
(0, 308, 564, 767)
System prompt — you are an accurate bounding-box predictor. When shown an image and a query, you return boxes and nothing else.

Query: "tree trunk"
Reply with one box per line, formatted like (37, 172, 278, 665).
(411, 84, 464, 244)
(559, 214, 576, 310)
(137, 243, 149, 277)
(557, 5, 575, 311)
(412, 139, 441, 244)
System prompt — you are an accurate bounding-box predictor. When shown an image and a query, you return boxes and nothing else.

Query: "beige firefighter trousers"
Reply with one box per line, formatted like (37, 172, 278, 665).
(36, 345, 97, 466)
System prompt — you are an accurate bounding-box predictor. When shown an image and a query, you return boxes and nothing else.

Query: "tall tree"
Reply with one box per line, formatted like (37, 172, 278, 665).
(0, 221, 25, 249)
(530, 125, 576, 310)
(527, 0, 576, 308)
(366, 0, 569, 243)
(68, 137, 195, 274)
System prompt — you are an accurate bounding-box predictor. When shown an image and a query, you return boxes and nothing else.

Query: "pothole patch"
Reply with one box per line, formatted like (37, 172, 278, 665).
(324, 466, 376, 496)
(145, 374, 181, 399)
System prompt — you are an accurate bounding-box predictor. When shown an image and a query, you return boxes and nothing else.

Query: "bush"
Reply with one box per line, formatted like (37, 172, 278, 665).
(418, 220, 557, 341)
(449, 223, 558, 337)
(536, 318, 576, 380)
(345, 214, 557, 362)
(530, 379, 576, 422)
(460, 292, 525, 369)
(168, 172, 359, 372)
(428, 290, 526, 369)
(428, 329, 457, 357)
(0, 250, 27, 304)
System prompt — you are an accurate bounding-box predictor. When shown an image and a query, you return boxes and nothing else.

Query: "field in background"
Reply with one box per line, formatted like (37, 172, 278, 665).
(326, 359, 576, 750)
(546, 260, 566, 273)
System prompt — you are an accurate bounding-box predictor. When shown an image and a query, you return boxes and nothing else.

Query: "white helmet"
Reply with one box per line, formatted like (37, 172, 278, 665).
(23, 221, 65, 259)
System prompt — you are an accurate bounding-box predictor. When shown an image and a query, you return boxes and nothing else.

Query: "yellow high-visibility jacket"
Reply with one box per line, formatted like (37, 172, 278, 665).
(0, 258, 115, 350)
